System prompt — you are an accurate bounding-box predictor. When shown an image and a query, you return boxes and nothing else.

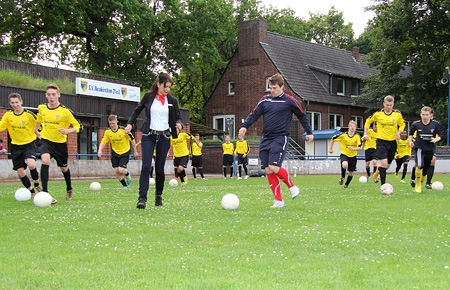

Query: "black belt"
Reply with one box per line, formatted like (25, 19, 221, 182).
(150, 129, 170, 135)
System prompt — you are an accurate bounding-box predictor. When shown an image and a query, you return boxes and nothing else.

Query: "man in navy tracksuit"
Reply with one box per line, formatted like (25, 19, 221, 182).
(239, 73, 314, 208)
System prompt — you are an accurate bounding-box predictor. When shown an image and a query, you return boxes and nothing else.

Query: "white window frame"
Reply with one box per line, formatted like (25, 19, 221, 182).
(351, 115, 364, 129)
(228, 81, 235, 96)
(265, 77, 270, 92)
(307, 112, 321, 131)
(337, 78, 345, 96)
(329, 114, 343, 129)
(213, 115, 235, 139)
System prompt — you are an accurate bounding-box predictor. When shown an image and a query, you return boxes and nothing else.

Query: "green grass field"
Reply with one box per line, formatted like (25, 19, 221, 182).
(1, 174, 450, 289)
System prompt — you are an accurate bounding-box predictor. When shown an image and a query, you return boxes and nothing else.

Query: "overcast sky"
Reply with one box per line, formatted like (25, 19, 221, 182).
(260, 0, 375, 37)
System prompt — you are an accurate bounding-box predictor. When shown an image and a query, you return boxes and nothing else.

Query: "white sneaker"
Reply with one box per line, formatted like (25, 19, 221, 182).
(245, 175, 249, 179)
(270, 200, 286, 208)
(237, 177, 242, 180)
(289, 185, 300, 199)
(202, 178, 207, 180)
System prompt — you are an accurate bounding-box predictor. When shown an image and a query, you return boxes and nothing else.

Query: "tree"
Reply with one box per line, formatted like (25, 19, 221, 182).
(306, 7, 355, 49)
(358, 0, 450, 135)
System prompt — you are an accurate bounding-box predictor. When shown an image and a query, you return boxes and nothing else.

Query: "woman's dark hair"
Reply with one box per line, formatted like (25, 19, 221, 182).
(149, 72, 173, 93)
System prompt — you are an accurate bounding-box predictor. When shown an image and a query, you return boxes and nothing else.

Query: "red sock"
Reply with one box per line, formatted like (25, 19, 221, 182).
(267, 173, 282, 201)
(276, 167, 294, 188)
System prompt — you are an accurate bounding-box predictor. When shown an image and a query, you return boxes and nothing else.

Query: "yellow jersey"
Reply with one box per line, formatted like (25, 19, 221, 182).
(234, 140, 249, 155)
(363, 128, 377, 150)
(171, 132, 193, 157)
(332, 132, 362, 158)
(364, 109, 405, 141)
(191, 141, 203, 156)
(100, 126, 135, 155)
(396, 139, 411, 158)
(222, 142, 234, 155)
(0, 109, 37, 145)
(37, 104, 83, 143)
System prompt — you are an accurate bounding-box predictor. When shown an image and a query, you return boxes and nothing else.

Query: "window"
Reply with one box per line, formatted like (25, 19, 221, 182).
(351, 116, 364, 129)
(228, 82, 235, 96)
(306, 112, 321, 130)
(337, 78, 345, 96)
(329, 114, 343, 129)
(265, 77, 270, 92)
(213, 115, 235, 138)
(351, 80, 359, 96)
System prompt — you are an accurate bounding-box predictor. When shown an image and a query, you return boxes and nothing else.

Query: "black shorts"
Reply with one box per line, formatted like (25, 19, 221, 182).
(237, 154, 248, 165)
(111, 150, 130, 169)
(191, 155, 203, 167)
(10, 142, 37, 171)
(364, 148, 377, 162)
(174, 155, 189, 168)
(376, 139, 397, 164)
(396, 155, 409, 164)
(38, 139, 68, 167)
(259, 135, 287, 168)
(340, 154, 357, 172)
(223, 154, 234, 166)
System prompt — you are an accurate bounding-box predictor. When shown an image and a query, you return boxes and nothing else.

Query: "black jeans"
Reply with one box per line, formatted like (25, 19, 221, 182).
(138, 133, 170, 201)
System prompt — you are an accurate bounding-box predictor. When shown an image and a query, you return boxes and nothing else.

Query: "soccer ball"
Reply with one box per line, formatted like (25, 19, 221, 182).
(221, 193, 239, 210)
(149, 178, 155, 185)
(380, 183, 394, 195)
(89, 181, 101, 191)
(33, 192, 53, 207)
(14, 188, 31, 201)
(359, 176, 368, 183)
(169, 179, 178, 187)
(431, 181, 444, 190)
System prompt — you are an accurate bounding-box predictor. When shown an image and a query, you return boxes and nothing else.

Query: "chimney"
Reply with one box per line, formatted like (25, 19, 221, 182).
(238, 20, 267, 63)
(352, 47, 360, 61)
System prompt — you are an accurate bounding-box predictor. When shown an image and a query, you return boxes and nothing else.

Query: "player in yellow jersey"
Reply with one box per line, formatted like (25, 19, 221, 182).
(329, 120, 362, 188)
(171, 126, 198, 185)
(0, 93, 42, 195)
(394, 130, 411, 183)
(362, 122, 380, 182)
(222, 134, 235, 179)
(234, 134, 250, 180)
(98, 115, 138, 189)
(191, 133, 206, 180)
(34, 83, 83, 203)
(363, 95, 405, 185)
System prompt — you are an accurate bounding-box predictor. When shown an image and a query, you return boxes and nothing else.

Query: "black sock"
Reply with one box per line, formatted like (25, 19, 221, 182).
(41, 164, 49, 192)
(402, 164, 408, 179)
(30, 168, 39, 186)
(345, 175, 353, 186)
(427, 166, 435, 184)
(63, 169, 72, 192)
(223, 167, 227, 178)
(238, 166, 242, 177)
(341, 168, 346, 179)
(229, 167, 233, 177)
(366, 167, 370, 176)
(192, 168, 197, 179)
(379, 167, 387, 184)
(199, 168, 204, 178)
(120, 179, 127, 186)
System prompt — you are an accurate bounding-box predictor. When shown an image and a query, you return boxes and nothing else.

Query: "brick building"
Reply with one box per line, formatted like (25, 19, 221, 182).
(204, 20, 381, 148)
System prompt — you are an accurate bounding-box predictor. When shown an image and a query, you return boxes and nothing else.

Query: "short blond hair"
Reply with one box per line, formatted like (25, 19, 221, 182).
(384, 95, 394, 102)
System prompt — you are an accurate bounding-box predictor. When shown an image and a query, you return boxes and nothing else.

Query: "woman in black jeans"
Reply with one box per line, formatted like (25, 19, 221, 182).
(125, 73, 183, 209)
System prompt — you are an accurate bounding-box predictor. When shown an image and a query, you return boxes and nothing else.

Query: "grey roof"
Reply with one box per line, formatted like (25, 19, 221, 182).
(262, 32, 379, 107)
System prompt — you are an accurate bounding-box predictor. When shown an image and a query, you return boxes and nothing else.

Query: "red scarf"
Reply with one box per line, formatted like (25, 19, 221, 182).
(156, 92, 166, 105)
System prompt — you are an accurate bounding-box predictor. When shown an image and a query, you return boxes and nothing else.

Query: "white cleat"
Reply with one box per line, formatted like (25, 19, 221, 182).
(289, 185, 300, 199)
(237, 177, 242, 180)
(245, 175, 249, 179)
(270, 200, 286, 208)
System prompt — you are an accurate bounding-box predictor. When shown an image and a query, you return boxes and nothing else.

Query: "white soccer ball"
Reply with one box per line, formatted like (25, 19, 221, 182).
(89, 181, 101, 191)
(221, 193, 240, 210)
(14, 188, 32, 201)
(431, 181, 444, 190)
(359, 176, 368, 183)
(149, 178, 155, 185)
(380, 183, 394, 195)
(169, 179, 178, 187)
(33, 192, 53, 207)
